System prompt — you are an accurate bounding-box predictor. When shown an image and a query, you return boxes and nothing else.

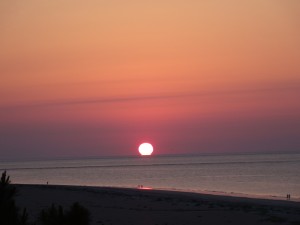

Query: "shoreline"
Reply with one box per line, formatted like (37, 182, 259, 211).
(151, 187, 300, 203)
(164, 189, 300, 202)
(15, 183, 300, 203)
(15, 184, 300, 225)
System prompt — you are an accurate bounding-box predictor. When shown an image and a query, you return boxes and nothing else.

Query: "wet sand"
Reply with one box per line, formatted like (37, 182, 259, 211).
(15, 184, 300, 225)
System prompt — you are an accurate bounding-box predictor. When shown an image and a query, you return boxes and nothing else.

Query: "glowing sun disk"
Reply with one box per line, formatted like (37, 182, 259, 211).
(139, 143, 153, 156)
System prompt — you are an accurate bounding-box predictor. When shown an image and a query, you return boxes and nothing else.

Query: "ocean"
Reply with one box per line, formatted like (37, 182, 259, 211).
(1, 152, 300, 199)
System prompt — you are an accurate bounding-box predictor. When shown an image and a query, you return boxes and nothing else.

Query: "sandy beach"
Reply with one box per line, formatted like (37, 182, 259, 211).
(15, 184, 300, 225)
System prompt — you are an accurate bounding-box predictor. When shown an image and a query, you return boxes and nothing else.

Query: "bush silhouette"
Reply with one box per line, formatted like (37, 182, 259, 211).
(1, 171, 90, 225)
(65, 202, 90, 225)
(0, 171, 30, 225)
(38, 204, 65, 225)
(38, 202, 90, 225)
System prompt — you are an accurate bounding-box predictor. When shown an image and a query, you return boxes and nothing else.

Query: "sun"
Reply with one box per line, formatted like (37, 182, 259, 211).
(138, 143, 153, 156)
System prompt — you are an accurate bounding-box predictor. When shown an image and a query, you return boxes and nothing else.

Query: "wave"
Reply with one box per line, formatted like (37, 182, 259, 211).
(1, 159, 300, 171)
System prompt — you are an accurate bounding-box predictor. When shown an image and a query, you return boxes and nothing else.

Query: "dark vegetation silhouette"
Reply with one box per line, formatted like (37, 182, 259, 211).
(0, 171, 90, 225)
(38, 203, 90, 225)
(0, 171, 30, 225)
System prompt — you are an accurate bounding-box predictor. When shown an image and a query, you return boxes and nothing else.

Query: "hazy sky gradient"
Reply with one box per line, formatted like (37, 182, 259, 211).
(1, 1, 300, 159)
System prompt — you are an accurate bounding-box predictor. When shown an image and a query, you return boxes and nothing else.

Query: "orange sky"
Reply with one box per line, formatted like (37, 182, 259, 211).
(0, 1, 300, 158)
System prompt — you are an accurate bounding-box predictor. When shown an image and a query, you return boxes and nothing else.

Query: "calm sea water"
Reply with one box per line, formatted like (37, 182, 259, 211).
(1, 153, 300, 198)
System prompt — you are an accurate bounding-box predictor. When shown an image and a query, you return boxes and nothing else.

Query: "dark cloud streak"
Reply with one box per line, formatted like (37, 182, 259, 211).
(0, 83, 299, 111)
